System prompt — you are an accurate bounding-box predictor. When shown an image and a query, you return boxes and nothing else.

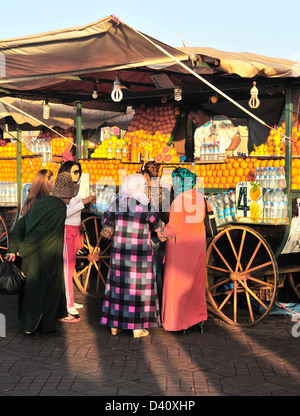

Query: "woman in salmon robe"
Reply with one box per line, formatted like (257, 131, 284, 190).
(157, 167, 208, 332)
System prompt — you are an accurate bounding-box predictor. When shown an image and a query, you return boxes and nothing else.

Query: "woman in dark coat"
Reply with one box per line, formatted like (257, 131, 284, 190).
(6, 173, 79, 336)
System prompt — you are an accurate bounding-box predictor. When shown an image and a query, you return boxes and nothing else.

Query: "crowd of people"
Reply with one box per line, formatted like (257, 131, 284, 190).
(5, 159, 210, 338)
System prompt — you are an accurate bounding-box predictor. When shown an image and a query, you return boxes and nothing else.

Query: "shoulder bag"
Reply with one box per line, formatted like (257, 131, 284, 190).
(204, 198, 217, 238)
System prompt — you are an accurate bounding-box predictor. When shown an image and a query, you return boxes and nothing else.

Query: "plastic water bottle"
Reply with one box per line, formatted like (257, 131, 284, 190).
(204, 144, 209, 161)
(262, 167, 268, 188)
(208, 195, 219, 227)
(277, 188, 287, 219)
(200, 144, 205, 161)
(46, 140, 52, 162)
(219, 134, 225, 160)
(278, 167, 286, 188)
(223, 192, 232, 223)
(213, 142, 218, 160)
(262, 167, 269, 188)
(229, 190, 237, 222)
(263, 188, 271, 222)
(0, 182, 3, 204)
(270, 189, 278, 220)
(269, 167, 276, 189)
(272, 167, 279, 188)
(216, 194, 225, 225)
(255, 167, 262, 185)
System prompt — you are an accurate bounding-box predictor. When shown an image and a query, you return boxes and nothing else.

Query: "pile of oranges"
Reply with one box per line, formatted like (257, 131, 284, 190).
(194, 157, 286, 189)
(251, 121, 300, 157)
(80, 159, 142, 186)
(52, 137, 73, 155)
(20, 159, 60, 184)
(79, 157, 287, 189)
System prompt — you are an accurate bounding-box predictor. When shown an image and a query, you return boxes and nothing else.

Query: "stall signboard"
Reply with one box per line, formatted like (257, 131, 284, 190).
(160, 165, 176, 190)
(236, 181, 263, 222)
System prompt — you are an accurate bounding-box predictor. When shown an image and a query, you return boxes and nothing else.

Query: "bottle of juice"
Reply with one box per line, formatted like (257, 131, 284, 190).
(121, 142, 128, 162)
(131, 137, 139, 163)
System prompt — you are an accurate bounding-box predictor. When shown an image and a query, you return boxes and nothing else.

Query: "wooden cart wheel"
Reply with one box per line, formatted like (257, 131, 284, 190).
(288, 273, 300, 299)
(206, 225, 279, 327)
(0, 214, 9, 262)
(73, 215, 112, 299)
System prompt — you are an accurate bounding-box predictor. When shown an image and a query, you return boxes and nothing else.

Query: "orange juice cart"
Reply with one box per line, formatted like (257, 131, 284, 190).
(1, 17, 300, 326)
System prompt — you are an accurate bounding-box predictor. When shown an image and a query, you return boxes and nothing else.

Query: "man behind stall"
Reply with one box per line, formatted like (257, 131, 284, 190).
(188, 106, 241, 160)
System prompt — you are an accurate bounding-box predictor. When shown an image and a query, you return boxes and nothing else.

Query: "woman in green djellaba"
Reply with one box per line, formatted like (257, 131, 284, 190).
(6, 173, 79, 337)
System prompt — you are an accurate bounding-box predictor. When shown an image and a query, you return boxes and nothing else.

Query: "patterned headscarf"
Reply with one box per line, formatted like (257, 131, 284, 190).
(120, 174, 149, 205)
(172, 167, 197, 196)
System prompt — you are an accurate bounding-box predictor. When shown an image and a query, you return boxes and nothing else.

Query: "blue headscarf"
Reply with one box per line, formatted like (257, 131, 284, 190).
(172, 167, 197, 196)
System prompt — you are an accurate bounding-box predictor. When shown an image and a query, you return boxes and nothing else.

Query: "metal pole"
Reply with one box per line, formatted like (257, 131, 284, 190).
(285, 81, 293, 193)
(75, 101, 82, 161)
(83, 130, 89, 159)
(16, 125, 22, 217)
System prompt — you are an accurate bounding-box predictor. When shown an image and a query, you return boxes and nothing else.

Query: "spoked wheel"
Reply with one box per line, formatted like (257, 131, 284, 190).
(73, 215, 112, 299)
(0, 214, 9, 262)
(288, 273, 300, 299)
(206, 225, 278, 327)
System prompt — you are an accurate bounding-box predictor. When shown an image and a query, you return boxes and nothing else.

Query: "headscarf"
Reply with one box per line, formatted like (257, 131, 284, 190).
(172, 167, 197, 196)
(120, 174, 149, 205)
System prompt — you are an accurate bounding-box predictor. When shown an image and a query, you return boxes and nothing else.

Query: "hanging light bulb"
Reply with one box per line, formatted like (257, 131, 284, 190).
(248, 81, 260, 109)
(43, 100, 50, 119)
(111, 75, 123, 102)
(92, 83, 98, 99)
(174, 86, 182, 102)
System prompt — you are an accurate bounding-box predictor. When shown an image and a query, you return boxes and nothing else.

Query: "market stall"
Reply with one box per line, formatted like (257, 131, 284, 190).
(1, 16, 300, 324)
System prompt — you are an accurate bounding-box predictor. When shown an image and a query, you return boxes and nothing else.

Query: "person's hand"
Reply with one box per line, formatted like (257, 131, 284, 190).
(5, 253, 15, 262)
(157, 229, 168, 242)
(83, 195, 96, 205)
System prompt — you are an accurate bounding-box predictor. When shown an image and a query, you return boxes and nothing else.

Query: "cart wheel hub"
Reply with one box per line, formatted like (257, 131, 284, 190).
(88, 252, 100, 262)
(229, 272, 239, 281)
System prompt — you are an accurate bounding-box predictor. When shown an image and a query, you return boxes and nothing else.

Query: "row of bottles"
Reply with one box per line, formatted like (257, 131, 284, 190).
(27, 139, 53, 162)
(254, 167, 286, 189)
(107, 141, 129, 162)
(199, 142, 225, 161)
(208, 190, 236, 227)
(0, 182, 17, 205)
(263, 188, 287, 221)
(90, 185, 117, 213)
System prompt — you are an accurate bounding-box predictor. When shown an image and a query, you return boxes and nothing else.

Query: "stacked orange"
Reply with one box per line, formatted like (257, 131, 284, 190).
(291, 158, 300, 189)
(37, 126, 75, 156)
(193, 157, 286, 189)
(21, 159, 60, 184)
(0, 160, 17, 182)
(52, 137, 73, 155)
(0, 142, 33, 158)
(80, 159, 143, 186)
(252, 121, 300, 157)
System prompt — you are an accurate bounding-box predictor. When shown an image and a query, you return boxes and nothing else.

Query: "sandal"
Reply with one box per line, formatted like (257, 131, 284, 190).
(133, 329, 149, 338)
(111, 328, 122, 335)
(58, 315, 80, 323)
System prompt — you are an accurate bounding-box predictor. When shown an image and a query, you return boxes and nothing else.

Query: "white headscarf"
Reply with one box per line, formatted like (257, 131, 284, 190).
(120, 174, 149, 205)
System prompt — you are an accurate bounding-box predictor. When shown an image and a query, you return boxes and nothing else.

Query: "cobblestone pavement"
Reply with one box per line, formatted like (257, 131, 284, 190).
(0, 287, 300, 397)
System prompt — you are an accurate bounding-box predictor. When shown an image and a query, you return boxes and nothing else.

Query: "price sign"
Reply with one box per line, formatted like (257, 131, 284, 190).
(236, 182, 263, 222)
(160, 166, 176, 190)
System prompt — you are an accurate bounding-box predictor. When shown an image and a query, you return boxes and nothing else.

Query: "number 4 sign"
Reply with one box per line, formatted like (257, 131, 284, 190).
(236, 182, 263, 222)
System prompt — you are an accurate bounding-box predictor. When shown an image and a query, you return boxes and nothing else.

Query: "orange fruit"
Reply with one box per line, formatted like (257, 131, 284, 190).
(236, 167, 244, 177)
(250, 184, 262, 201)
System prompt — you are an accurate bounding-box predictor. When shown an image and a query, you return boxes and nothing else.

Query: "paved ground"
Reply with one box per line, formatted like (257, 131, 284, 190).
(0, 287, 300, 398)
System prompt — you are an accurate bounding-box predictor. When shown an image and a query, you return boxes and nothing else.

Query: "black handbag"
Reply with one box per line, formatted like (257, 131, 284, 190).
(100, 219, 115, 240)
(204, 198, 217, 238)
(0, 260, 25, 295)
